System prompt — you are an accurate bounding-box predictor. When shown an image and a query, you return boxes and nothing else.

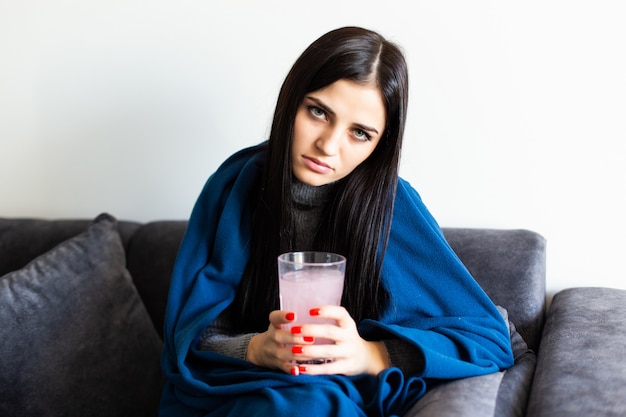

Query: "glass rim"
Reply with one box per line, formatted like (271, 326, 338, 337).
(277, 251, 346, 266)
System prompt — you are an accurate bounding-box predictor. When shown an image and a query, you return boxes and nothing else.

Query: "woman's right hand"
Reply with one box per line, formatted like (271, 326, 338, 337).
(246, 310, 309, 375)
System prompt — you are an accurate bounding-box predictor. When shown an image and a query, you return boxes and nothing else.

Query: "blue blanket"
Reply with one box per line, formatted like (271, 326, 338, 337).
(160, 143, 513, 416)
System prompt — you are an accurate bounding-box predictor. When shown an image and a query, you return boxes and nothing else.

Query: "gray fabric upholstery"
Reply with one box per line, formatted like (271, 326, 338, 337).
(406, 371, 505, 417)
(405, 307, 536, 417)
(126, 220, 187, 339)
(0, 216, 170, 337)
(527, 287, 626, 417)
(405, 228, 547, 417)
(442, 228, 546, 352)
(0, 217, 140, 276)
(494, 327, 535, 417)
(0, 214, 163, 417)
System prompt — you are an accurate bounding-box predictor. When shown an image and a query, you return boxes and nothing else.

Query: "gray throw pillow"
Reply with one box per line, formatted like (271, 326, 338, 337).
(0, 213, 163, 417)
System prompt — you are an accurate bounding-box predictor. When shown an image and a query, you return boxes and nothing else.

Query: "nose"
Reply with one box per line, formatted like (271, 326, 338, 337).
(315, 127, 342, 156)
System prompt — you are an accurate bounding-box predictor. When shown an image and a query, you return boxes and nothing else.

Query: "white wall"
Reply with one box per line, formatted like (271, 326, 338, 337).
(2, 1, 625, 295)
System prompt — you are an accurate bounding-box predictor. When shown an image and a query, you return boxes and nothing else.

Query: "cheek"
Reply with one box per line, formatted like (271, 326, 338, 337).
(351, 145, 378, 167)
(342, 153, 366, 174)
(292, 113, 308, 147)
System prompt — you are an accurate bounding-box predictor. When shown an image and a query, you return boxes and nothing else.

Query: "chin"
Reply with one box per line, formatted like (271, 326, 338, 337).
(294, 172, 332, 187)
(301, 178, 330, 187)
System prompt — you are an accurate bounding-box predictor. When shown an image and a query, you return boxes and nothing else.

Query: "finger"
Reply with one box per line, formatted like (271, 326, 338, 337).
(274, 358, 301, 376)
(267, 324, 304, 345)
(290, 355, 359, 376)
(290, 344, 340, 362)
(295, 361, 337, 376)
(269, 310, 296, 327)
(291, 323, 343, 343)
(309, 306, 356, 329)
(289, 326, 317, 344)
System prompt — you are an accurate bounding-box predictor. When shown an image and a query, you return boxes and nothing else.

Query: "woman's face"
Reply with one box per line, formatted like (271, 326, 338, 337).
(291, 79, 386, 186)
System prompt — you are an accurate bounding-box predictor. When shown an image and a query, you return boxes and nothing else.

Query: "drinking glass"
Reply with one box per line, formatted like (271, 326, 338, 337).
(278, 251, 346, 349)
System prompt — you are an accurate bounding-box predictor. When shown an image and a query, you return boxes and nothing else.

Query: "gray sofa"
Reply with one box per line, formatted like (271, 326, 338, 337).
(0, 214, 624, 416)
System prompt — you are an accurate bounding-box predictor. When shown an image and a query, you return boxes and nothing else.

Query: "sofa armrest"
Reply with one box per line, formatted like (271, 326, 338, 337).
(527, 287, 626, 417)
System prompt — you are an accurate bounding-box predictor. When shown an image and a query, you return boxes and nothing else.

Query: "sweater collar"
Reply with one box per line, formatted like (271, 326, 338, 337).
(291, 178, 337, 209)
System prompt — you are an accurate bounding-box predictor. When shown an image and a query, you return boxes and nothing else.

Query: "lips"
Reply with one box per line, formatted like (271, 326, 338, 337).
(302, 155, 333, 174)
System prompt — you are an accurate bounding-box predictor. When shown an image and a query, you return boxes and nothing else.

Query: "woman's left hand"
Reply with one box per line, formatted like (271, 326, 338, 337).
(289, 305, 391, 376)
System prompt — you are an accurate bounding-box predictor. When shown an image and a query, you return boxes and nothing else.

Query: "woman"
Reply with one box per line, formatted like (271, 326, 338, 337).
(160, 26, 513, 416)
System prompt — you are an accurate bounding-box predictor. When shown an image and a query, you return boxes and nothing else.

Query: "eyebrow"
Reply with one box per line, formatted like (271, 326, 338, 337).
(305, 96, 380, 135)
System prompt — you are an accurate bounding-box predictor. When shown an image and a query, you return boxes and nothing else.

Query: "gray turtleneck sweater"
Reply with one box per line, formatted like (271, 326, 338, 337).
(199, 179, 421, 376)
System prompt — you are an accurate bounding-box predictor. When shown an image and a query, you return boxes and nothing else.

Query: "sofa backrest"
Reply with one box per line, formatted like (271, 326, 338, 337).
(0, 218, 546, 351)
(125, 220, 187, 339)
(443, 228, 547, 351)
(0, 218, 140, 275)
(124, 222, 548, 351)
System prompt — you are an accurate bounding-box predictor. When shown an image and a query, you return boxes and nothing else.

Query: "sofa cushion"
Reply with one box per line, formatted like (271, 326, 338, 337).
(0, 214, 163, 417)
(526, 287, 626, 417)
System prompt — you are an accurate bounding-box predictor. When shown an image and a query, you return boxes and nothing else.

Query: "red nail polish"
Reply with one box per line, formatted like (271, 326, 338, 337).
(291, 346, 304, 354)
(298, 365, 307, 373)
(290, 366, 299, 376)
(309, 308, 321, 316)
(291, 326, 302, 334)
(286, 312, 295, 321)
(303, 336, 315, 343)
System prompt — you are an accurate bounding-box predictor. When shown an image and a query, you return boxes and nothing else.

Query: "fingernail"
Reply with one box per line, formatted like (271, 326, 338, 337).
(286, 312, 295, 321)
(290, 366, 300, 376)
(309, 308, 321, 316)
(303, 336, 315, 343)
(291, 346, 304, 354)
(291, 326, 302, 334)
(298, 365, 307, 373)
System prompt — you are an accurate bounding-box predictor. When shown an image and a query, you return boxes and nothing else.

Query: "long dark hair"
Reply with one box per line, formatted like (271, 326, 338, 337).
(229, 27, 409, 332)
